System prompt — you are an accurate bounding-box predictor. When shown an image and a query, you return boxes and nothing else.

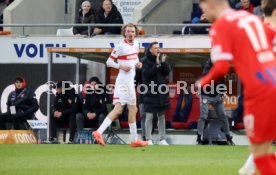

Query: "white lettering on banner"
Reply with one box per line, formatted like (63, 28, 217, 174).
(14, 133, 37, 143)
(0, 85, 14, 113)
(0, 134, 8, 140)
(223, 95, 238, 105)
(34, 84, 54, 122)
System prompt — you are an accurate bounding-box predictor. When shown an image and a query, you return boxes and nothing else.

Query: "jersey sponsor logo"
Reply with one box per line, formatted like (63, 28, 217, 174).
(109, 42, 163, 49)
(117, 53, 138, 60)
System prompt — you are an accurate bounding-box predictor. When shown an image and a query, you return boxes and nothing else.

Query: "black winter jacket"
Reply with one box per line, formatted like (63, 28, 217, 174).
(97, 5, 123, 34)
(142, 53, 171, 113)
(73, 9, 97, 35)
(52, 89, 78, 116)
(201, 59, 226, 97)
(83, 89, 107, 117)
(6, 88, 39, 117)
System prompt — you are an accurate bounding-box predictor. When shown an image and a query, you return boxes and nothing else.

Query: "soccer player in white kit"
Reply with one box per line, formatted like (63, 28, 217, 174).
(92, 23, 149, 147)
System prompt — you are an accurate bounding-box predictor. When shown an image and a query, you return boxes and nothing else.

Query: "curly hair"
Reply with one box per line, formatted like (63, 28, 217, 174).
(121, 23, 139, 37)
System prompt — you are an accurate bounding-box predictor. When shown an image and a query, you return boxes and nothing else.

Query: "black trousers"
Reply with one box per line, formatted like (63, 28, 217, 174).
(50, 113, 76, 141)
(0, 112, 31, 130)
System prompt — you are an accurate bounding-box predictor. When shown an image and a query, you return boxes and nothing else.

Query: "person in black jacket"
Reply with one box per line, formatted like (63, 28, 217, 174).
(0, 77, 39, 130)
(94, 0, 123, 35)
(135, 56, 147, 141)
(142, 42, 171, 145)
(73, 1, 98, 36)
(49, 81, 78, 143)
(196, 58, 234, 145)
(77, 77, 107, 130)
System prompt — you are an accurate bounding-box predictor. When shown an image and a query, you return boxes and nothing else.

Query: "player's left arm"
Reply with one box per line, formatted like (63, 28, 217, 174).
(198, 60, 230, 87)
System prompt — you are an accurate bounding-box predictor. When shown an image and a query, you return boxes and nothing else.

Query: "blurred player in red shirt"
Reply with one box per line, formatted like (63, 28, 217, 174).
(239, 0, 276, 174)
(197, 0, 276, 174)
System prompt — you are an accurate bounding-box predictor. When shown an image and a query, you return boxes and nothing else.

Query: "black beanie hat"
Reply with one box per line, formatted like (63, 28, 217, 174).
(56, 81, 71, 89)
(14, 76, 24, 83)
(89, 77, 101, 84)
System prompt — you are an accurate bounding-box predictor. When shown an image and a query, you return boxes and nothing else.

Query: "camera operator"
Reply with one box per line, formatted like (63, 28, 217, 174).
(142, 42, 171, 145)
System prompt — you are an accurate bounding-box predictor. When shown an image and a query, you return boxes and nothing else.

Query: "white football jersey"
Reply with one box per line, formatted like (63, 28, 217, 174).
(107, 39, 140, 105)
(109, 39, 139, 85)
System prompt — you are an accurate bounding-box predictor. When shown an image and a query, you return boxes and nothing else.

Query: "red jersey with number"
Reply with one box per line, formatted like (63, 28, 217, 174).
(210, 9, 276, 143)
(210, 10, 276, 102)
(264, 23, 276, 53)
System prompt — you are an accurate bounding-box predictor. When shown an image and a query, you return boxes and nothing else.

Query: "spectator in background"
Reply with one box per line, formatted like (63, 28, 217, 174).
(142, 42, 171, 146)
(235, 0, 263, 17)
(238, 0, 255, 13)
(228, 0, 240, 8)
(94, 0, 123, 35)
(49, 81, 77, 144)
(189, 13, 210, 34)
(196, 59, 234, 145)
(73, 1, 98, 36)
(0, 0, 14, 31)
(77, 77, 107, 130)
(0, 77, 39, 130)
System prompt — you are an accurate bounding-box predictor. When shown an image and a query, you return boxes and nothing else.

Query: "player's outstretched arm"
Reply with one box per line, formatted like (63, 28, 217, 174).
(197, 60, 230, 88)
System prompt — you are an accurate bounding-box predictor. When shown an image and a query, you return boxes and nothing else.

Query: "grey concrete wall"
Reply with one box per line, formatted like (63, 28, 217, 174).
(4, 0, 76, 35)
(140, 0, 194, 35)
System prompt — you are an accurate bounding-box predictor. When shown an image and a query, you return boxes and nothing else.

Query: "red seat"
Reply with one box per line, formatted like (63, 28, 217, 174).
(234, 122, 244, 130)
(120, 121, 129, 128)
(171, 94, 200, 129)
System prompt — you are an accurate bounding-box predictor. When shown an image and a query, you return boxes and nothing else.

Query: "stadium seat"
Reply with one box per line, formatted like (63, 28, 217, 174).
(0, 31, 11, 35)
(56, 27, 73, 36)
(233, 122, 244, 130)
(171, 94, 200, 129)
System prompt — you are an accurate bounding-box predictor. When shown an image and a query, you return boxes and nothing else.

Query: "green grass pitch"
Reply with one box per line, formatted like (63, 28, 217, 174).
(0, 145, 250, 175)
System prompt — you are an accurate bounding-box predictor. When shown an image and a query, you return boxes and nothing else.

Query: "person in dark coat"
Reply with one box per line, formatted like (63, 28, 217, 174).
(142, 42, 171, 145)
(77, 77, 107, 130)
(73, 1, 98, 36)
(196, 58, 234, 145)
(94, 0, 123, 35)
(135, 56, 147, 141)
(49, 81, 78, 143)
(0, 76, 39, 130)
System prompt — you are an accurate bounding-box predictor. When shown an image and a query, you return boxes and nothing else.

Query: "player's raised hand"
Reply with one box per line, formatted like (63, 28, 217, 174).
(135, 62, 143, 69)
(119, 65, 131, 72)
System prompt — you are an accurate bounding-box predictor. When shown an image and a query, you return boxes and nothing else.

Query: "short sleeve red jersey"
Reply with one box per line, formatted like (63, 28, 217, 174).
(210, 9, 276, 100)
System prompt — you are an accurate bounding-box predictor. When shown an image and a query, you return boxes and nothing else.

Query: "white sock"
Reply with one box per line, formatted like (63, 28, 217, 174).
(243, 154, 255, 173)
(97, 117, 112, 134)
(129, 122, 138, 142)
